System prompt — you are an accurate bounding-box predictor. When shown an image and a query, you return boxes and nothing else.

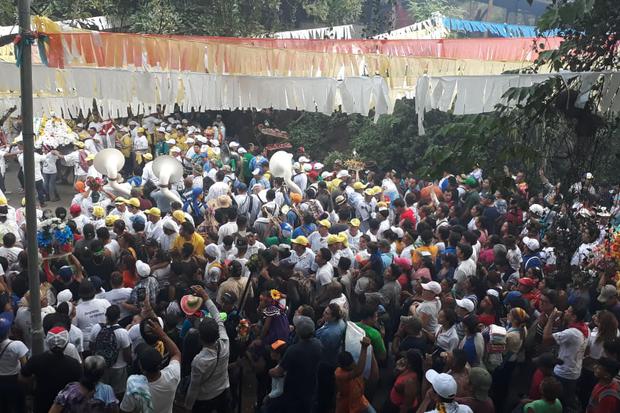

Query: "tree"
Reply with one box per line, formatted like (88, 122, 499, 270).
(405, 0, 465, 22)
(302, 0, 364, 26)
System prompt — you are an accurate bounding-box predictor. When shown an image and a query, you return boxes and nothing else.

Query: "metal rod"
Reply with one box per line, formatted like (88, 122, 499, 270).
(18, 0, 43, 355)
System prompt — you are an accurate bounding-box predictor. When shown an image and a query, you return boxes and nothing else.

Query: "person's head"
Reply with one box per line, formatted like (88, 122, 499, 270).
(360, 303, 378, 324)
(2, 232, 15, 248)
(508, 307, 529, 327)
(45, 326, 70, 355)
(105, 305, 120, 325)
(533, 353, 563, 376)
(82, 223, 95, 240)
(180, 221, 195, 238)
(539, 377, 562, 402)
(78, 280, 96, 301)
(451, 348, 468, 371)
(462, 314, 480, 335)
(323, 303, 343, 323)
(467, 367, 492, 401)
(438, 307, 458, 328)
(539, 289, 558, 314)
(270, 340, 287, 363)
(81, 356, 107, 391)
(594, 357, 620, 382)
(294, 315, 315, 340)
(564, 303, 587, 324)
(110, 271, 123, 289)
(315, 247, 332, 266)
(337, 351, 356, 371)
(425, 369, 458, 403)
(456, 242, 473, 261)
(594, 310, 619, 344)
(198, 317, 220, 346)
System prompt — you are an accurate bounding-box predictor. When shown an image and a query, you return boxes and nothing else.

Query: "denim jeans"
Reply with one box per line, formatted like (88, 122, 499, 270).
(43, 172, 59, 200)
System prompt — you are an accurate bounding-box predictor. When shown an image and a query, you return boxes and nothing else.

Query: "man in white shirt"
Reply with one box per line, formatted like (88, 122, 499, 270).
(75, 280, 111, 350)
(120, 320, 181, 413)
(133, 128, 149, 155)
(141, 154, 159, 186)
(145, 207, 164, 241)
(308, 219, 331, 252)
(244, 231, 266, 259)
(417, 369, 473, 413)
(41, 148, 60, 201)
(217, 210, 238, 244)
(453, 243, 476, 297)
(16, 143, 46, 205)
(0, 232, 22, 267)
(290, 236, 315, 276)
(85, 154, 102, 179)
(206, 170, 230, 203)
(543, 305, 589, 412)
(59, 142, 90, 182)
(99, 273, 133, 322)
(84, 125, 100, 154)
(314, 248, 334, 295)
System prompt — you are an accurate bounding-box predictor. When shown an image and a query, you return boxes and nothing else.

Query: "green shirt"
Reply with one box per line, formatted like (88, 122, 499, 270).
(356, 322, 386, 360)
(523, 399, 562, 413)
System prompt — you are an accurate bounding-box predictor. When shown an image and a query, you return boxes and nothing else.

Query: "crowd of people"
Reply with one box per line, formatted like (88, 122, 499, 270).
(0, 113, 620, 413)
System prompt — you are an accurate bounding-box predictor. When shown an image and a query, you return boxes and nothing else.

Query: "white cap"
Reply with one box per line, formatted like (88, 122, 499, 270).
(425, 369, 458, 399)
(210, 139, 220, 147)
(229, 141, 239, 148)
(321, 171, 333, 179)
(313, 162, 324, 170)
(56, 289, 73, 304)
(197, 136, 207, 143)
(185, 138, 195, 144)
(170, 146, 181, 153)
(252, 168, 261, 176)
(166, 139, 176, 145)
(421, 281, 441, 295)
(390, 226, 404, 239)
(486, 289, 500, 298)
(528, 204, 544, 217)
(163, 220, 178, 231)
(303, 164, 312, 172)
(136, 260, 151, 278)
(336, 170, 350, 179)
(522, 236, 540, 251)
(238, 147, 247, 154)
(586, 172, 594, 179)
(293, 162, 301, 170)
(157, 127, 166, 132)
(455, 298, 475, 313)
(166, 126, 173, 133)
(299, 156, 310, 163)
(176, 124, 184, 129)
(205, 244, 220, 259)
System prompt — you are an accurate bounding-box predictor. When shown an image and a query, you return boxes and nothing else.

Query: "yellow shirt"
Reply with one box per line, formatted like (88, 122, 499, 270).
(412, 245, 439, 267)
(119, 133, 133, 158)
(173, 232, 205, 257)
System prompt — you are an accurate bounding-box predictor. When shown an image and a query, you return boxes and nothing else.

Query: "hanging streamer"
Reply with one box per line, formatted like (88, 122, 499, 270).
(13, 32, 49, 67)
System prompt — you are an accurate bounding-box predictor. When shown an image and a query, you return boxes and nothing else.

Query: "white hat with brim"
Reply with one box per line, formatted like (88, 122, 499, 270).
(425, 369, 457, 399)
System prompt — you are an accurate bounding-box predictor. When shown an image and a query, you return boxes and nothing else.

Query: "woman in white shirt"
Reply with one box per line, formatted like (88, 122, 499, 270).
(0, 313, 29, 411)
(434, 308, 460, 352)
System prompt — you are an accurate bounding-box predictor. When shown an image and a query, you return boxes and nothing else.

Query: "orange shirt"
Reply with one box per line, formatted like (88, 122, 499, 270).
(122, 270, 137, 288)
(412, 245, 439, 267)
(335, 367, 369, 413)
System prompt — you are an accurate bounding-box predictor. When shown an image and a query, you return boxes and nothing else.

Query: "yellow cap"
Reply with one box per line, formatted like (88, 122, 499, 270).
(363, 188, 374, 196)
(172, 210, 186, 223)
(0, 197, 7, 206)
(291, 235, 309, 247)
(145, 207, 161, 217)
(337, 232, 349, 247)
(143, 153, 153, 160)
(128, 197, 140, 208)
(327, 234, 340, 245)
(74, 141, 85, 148)
(92, 205, 105, 218)
(86, 154, 96, 161)
(350, 218, 361, 227)
(137, 127, 145, 133)
(372, 186, 382, 195)
(353, 182, 368, 190)
(105, 215, 119, 226)
(317, 219, 331, 228)
(114, 196, 127, 204)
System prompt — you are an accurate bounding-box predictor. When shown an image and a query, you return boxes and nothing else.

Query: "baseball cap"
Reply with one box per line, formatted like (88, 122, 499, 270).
(350, 218, 361, 227)
(69, 204, 81, 215)
(469, 367, 492, 401)
(504, 290, 523, 305)
(162, 220, 178, 232)
(455, 298, 475, 313)
(291, 236, 309, 247)
(56, 288, 73, 303)
(425, 369, 457, 399)
(523, 236, 540, 251)
(46, 326, 69, 350)
(317, 219, 331, 228)
(128, 197, 141, 208)
(0, 312, 13, 337)
(327, 234, 340, 245)
(145, 207, 161, 217)
(598, 284, 618, 303)
(421, 281, 441, 295)
(136, 260, 151, 278)
(172, 210, 186, 223)
(353, 182, 368, 190)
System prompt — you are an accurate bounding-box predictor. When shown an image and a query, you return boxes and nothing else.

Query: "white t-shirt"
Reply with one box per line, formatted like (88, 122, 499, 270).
(133, 135, 149, 151)
(426, 402, 473, 413)
(42, 153, 59, 174)
(63, 150, 89, 176)
(315, 263, 334, 287)
(89, 323, 131, 368)
(120, 360, 181, 413)
(74, 298, 111, 348)
(553, 327, 588, 380)
(217, 222, 238, 244)
(0, 338, 28, 375)
(0, 149, 7, 175)
(100, 288, 132, 320)
(104, 240, 121, 264)
(435, 325, 460, 352)
(17, 152, 45, 181)
(0, 246, 23, 267)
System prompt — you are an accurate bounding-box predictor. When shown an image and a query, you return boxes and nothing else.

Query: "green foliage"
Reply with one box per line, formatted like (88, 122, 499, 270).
(405, 0, 465, 21)
(302, 0, 363, 26)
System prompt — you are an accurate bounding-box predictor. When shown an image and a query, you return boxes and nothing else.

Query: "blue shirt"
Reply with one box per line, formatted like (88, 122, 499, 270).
(315, 319, 345, 366)
(293, 223, 316, 238)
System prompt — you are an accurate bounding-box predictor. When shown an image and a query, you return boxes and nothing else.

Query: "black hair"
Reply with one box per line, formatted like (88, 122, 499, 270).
(198, 317, 220, 345)
(319, 247, 332, 262)
(78, 280, 96, 301)
(338, 256, 352, 271)
(441, 307, 458, 327)
(96, 226, 110, 241)
(2, 232, 15, 248)
(106, 305, 121, 323)
(360, 303, 378, 320)
(297, 304, 315, 320)
(81, 356, 106, 391)
(337, 351, 355, 368)
(457, 242, 473, 260)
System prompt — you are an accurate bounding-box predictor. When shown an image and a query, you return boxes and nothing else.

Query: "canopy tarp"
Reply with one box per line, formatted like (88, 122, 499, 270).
(0, 61, 392, 119)
(415, 72, 620, 134)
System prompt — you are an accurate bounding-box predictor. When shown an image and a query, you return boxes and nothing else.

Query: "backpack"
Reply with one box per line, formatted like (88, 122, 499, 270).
(94, 324, 121, 368)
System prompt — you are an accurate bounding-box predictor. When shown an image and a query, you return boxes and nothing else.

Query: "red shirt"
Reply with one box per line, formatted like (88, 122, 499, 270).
(400, 208, 416, 226)
(587, 380, 620, 413)
(529, 368, 545, 400)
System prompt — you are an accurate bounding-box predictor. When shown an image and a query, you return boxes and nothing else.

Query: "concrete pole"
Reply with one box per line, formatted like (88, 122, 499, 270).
(18, 0, 44, 355)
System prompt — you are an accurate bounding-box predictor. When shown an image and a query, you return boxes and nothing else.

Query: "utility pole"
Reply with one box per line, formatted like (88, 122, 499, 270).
(18, 0, 43, 355)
